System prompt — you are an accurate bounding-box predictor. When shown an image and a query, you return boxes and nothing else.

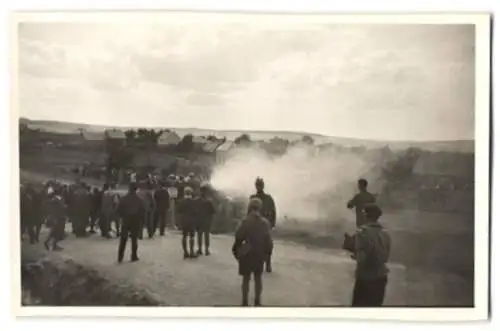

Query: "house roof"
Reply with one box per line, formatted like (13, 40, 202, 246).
(105, 129, 126, 139)
(82, 131, 105, 141)
(413, 152, 474, 177)
(158, 131, 181, 145)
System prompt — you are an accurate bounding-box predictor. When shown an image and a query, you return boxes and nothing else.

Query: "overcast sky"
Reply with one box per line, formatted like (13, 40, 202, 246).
(17, 20, 475, 141)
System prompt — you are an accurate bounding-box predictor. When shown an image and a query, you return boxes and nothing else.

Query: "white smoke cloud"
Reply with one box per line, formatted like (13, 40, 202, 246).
(209, 144, 385, 223)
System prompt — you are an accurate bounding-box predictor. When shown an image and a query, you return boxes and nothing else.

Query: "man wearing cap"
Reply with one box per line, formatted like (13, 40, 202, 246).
(233, 197, 273, 306)
(348, 204, 391, 307)
(177, 186, 198, 259)
(117, 183, 144, 263)
(195, 184, 216, 256)
(248, 177, 276, 273)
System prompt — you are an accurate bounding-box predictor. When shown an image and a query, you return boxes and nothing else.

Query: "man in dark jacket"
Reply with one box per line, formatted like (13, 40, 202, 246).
(248, 177, 276, 273)
(117, 183, 145, 263)
(347, 178, 377, 228)
(43, 189, 67, 251)
(195, 184, 216, 256)
(233, 197, 273, 306)
(153, 183, 170, 237)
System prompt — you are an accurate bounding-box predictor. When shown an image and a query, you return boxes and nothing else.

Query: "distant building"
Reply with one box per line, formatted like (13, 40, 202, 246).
(82, 131, 105, 149)
(82, 131, 105, 141)
(158, 131, 181, 146)
(105, 129, 126, 140)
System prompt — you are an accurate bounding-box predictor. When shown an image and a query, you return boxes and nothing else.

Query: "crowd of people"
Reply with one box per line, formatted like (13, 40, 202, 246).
(20, 172, 391, 307)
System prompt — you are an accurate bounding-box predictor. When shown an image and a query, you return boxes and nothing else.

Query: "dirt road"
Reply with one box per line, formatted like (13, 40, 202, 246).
(22, 227, 412, 307)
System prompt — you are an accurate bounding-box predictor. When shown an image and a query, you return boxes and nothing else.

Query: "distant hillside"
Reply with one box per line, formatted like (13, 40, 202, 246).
(19, 117, 474, 154)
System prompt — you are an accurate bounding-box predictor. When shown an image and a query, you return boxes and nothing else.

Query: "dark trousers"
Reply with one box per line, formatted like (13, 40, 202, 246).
(44, 218, 65, 249)
(196, 219, 212, 253)
(118, 219, 140, 262)
(242, 271, 263, 306)
(154, 208, 167, 236)
(23, 222, 36, 244)
(352, 276, 388, 307)
(140, 210, 154, 239)
(73, 215, 88, 237)
(22, 217, 42, 244)
(99, 213, 110, 236)
(182, 229, 195, 255)
(196, 229, 210, 252)
(89, 210, 99, 231)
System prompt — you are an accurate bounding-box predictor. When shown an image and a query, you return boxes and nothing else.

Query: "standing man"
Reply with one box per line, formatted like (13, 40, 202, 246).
(43, 188, 67, 251)
(196, 184, 216, 256)
(153, 182, 170, 237)
(248, 177, 276, 273)
(347, 178, 377, 228)
(117, 183, 144, 263)
(20, 185, 33, 243)
(100, 184, 114, 238)
(70, 182, 91, 237)
(138, 181, 156, 239)
(28, 184, 44, 243)
(89, 187, 102, 234)
(177, 187, 198, 259)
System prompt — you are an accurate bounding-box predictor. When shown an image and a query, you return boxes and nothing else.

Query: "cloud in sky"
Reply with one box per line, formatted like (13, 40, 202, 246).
(17, 20, 475, 141)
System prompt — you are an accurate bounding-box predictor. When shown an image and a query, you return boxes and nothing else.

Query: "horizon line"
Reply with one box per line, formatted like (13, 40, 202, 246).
(19, 116, 474, 144)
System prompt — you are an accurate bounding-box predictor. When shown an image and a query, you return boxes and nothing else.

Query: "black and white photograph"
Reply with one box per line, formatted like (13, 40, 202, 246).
(11, 11, 490, 320)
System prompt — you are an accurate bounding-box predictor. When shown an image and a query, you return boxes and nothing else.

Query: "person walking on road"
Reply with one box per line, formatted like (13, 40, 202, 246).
(117, 183, 144, 263)
(233, 197, 273, 307)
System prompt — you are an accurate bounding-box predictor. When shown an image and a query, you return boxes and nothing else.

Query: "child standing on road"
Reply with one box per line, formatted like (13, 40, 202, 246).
(233, 197, 273, 307)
